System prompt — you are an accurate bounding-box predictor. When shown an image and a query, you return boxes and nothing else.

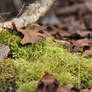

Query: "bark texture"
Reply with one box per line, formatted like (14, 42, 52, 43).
(0, 0, 55, 30)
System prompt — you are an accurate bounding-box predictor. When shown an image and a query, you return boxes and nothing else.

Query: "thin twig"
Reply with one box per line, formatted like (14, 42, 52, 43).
(16, 1, 25, 17)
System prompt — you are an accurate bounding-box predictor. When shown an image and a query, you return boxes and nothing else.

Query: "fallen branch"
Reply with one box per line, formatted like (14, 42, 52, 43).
(0, 0, 55, 30)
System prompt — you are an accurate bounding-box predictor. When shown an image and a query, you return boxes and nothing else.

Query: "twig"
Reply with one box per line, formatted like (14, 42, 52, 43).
(16, 1, 25, 17)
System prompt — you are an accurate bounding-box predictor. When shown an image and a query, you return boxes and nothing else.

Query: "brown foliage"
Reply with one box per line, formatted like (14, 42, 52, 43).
(17, 26, 48, 45)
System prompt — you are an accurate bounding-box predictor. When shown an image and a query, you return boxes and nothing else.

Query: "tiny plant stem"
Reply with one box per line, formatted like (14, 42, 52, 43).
(76, 56, 81, 89)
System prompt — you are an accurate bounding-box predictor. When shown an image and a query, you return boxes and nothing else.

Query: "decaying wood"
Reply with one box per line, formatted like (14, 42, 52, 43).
(0, 0, 55, 30)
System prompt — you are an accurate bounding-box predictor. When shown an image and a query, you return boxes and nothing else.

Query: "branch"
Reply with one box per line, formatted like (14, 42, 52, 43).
(0, 0, 55, 30)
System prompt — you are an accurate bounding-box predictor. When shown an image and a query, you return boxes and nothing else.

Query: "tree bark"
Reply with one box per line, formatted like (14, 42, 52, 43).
(0, 0, 55, 30)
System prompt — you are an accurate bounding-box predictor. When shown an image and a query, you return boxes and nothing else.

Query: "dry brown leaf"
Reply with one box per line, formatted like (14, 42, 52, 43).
(90, 88, 92, 92)
(80, 89, 89, 92)
(12, 22, 17, 30)
(89, 85, 92, 92)
(18, 26, 48, 45)
(72, 39, 89, 47)
(69, 39, 89, 52)
(82, 49, 92, 57)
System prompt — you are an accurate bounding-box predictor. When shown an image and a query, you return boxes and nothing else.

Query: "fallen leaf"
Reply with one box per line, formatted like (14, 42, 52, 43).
(82, 49, 92, 57)
(71, 87, 80, 92)
(89, 85, 92, 92)
(80, 89, 89, 92)
(69, 39, 89, 52)
(17, 26, 48, 45)
(12, 22, 17, 30)
(37, 72, 59, 92)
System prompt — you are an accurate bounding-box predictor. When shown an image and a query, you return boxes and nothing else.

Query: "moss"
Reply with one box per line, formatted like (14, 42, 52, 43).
(17, 81, 38, 92)
(0, 59, 17, 92)
(27, 24, 35, 29)
(0, 30, 21, 45)
(0, 30, 32, 60)
(14, 56, 92, 91)
(0, 30, 92, 92)
(0, 30, 64, 60)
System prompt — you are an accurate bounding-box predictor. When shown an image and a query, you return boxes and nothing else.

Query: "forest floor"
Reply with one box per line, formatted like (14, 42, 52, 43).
(0, 0, 92, 92)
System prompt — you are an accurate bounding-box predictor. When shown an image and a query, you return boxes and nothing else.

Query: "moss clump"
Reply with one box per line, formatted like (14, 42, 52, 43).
(0, 30, 92, 92)
(0, 30, 32, 60)
(17, 81, 38, 92)
(14, 55, 92, 91)
(0, 30, 64, 60)
(0, 59, 17, 92)
(0, 30, 21, 45)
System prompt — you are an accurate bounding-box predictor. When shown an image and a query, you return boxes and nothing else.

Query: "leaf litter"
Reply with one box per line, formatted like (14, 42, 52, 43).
(3, 0, 92, 91)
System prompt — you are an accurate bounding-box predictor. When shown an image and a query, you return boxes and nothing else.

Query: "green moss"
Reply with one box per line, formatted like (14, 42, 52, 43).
(0, 30, 21, 45)
(0, 30, 32, 60)
(0, 30, 92, 92)
(17, 81, 38, 92)
(0, 59, 17, 92)
(14, 55, 92, 91)
(0, 30, 64, 60)
(27, 24, 35, 29)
